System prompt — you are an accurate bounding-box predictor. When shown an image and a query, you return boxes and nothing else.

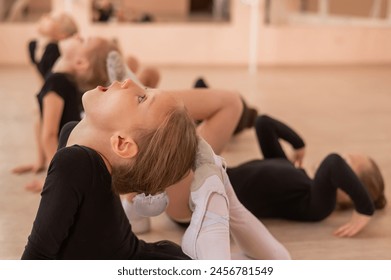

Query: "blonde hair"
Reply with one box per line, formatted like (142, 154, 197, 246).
(53, 13, 78, 38)
(111, 106, 198, 195)
(358, 158, 387, 209)
(77, 38, 119, 91)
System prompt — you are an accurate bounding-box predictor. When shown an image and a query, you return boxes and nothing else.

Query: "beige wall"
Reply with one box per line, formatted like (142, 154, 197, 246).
(305, 0, 388, 18)
(0, 0, 391, 66)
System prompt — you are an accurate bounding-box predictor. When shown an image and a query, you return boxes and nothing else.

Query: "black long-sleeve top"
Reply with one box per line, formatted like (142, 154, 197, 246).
(28, 40, 61, 79)
(21, 145, 140, 259)
(227, 115, 375, 221)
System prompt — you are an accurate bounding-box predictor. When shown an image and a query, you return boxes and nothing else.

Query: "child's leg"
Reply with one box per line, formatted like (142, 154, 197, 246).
(170, 89, 242, 154)
(126, 55, 140, 73)
(181, 139, 231, 259)
(221, 164, 291, 259)
(233, 98, 258, 135)
(183, 139, 290, 260)
(107, 51, 143, 87)
(182, 175, 230, 259)
(192, 77, 257, 135)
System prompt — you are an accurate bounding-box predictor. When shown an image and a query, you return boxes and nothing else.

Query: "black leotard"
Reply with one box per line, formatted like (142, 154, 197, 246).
(36, 72, 82, 133)
(227, 115, 374, 221)
(28, 40, 60, 79)
(22, 122, 190, 260)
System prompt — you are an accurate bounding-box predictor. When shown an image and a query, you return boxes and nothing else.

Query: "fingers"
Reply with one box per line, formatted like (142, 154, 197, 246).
(334, 220, 368, 237)
(292, 148, 305, 168)
(334, 223, 358, 237)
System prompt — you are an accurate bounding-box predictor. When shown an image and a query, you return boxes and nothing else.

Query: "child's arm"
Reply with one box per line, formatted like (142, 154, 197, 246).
(41, 92, 64, 164)
(334, 211, 372, 237)
(34, 116, 46, 169)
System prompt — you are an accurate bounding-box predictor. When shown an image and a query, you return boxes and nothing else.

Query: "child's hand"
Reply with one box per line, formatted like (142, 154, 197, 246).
(333, 211, 372, 237)
(291, 147, 305, 168)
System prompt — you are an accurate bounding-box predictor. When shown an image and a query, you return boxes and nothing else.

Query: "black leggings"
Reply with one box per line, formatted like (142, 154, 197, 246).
(251, 115, 373, 221)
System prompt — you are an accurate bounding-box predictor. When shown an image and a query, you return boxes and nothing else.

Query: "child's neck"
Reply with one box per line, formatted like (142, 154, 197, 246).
(52, 58, 74, 74)
(68, 120, 113, 173)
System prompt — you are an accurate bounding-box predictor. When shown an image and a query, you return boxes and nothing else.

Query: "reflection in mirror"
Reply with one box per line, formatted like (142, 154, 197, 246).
(91, 0, 230, 23)
(265, 0, 391, 26)
(0, 0, 51, 22)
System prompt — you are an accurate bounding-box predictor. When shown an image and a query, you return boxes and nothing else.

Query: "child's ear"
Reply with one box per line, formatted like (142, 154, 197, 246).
(110, 134, 138, 159)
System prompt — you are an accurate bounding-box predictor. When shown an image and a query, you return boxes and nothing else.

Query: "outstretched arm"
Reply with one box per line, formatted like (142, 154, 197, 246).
(41, 92, 64, 164)
(313, 154, 375, 237)
(11, 115, 46, 174)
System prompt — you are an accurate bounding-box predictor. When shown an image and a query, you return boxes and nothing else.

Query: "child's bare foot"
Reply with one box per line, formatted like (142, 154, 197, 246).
(11, 164, 45, 174)
(25, 179, 44, 193)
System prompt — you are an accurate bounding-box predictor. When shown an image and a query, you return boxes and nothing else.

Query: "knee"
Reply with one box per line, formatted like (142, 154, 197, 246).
(255, 114, 272, 134)
(323, 153, 344, 165)
(142, 67, 161, 87)
(224, 90, 243, 119)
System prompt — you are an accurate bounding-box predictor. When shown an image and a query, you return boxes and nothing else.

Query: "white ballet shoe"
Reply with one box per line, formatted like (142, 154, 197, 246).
(121, 199, 151, 234)
(182, 175, 229, 259)
(181, 138, 230, 259)
(106, 50, 143, 86)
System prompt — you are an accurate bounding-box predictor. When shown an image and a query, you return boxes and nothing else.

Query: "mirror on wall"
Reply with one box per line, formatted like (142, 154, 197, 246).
(91, 0, 231, 23)
(0, 0, 51, 22)
(265, 0, 390, 26)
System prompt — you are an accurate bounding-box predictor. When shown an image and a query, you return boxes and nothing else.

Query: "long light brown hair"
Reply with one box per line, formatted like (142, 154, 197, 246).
(77, 38, 119, 91)
(111, 106, 198, 195)
(55, 13, 78, 38)
(358, 158, 387, 209)
(338, 157, 386, 210)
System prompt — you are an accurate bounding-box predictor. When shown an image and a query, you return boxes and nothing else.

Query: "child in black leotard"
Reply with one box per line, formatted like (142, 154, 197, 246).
(12, 36, 119, 192)
(227, 115, 386, 237)
(21, 100, 195, 259)
(12, 13, 79, 187)
(28, 13, 78, 80)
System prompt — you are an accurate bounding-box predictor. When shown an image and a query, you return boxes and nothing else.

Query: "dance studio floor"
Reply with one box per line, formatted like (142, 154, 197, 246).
(0, 64, 390, 259)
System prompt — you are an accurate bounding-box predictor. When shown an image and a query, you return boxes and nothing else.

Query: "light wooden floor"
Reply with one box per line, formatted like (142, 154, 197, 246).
(0, 64, 390, 260)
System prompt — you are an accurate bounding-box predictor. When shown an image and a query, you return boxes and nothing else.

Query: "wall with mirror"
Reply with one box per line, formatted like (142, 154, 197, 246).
(0, 0, 51, 22)
(91, 0, 230, 23)
(265, 0, 391, 26)
(1, 0, 391, 67)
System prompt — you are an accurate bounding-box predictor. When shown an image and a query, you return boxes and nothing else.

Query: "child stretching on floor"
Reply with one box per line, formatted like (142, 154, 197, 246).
(12, 35, 119, 191)
(28, 12, 78, 80)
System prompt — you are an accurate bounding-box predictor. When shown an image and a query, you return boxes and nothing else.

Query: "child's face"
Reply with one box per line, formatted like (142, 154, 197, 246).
(58, 35, 82, 60)
(59, 36, 104, 64)
(82, 79, 181, 135)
